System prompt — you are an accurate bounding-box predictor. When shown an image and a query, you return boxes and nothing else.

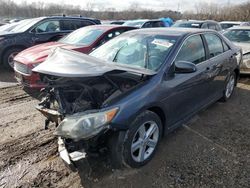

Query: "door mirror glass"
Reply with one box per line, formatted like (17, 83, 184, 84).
(175, 61, 197, 73)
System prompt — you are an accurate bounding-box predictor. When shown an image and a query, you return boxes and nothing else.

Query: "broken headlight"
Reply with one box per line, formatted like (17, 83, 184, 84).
(242, 53, 250, 68)
(54, 107, 119, 140)
(243, 53, 250, 60)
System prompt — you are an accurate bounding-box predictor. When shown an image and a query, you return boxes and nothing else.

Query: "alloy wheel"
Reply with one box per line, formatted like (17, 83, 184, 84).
(225, 74, 235, 98)
(131, 121, 159, 163)
(8, 52, 19, 69)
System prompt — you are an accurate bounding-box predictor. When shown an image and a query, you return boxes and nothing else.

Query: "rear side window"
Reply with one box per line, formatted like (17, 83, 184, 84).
(208, 24, 216, 30)
(204, 33, 224, 58)
(81, 20, 95, 27)
(95, 28, 131, 48)
(201, 23, 208, 29)
(142, 22, 152, 28)
(152, 21, 165, 27)
(176, 35, 206, 64)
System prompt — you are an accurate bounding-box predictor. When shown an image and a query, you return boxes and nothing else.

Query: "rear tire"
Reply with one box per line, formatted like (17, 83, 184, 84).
(220, 72, 236, 102)
(3, 48, 23, 70)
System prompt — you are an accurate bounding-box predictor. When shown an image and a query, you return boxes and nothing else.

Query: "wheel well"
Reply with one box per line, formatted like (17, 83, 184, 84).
(147, 106, 166, 136)
(1, 45, 26, 63)
(234, 68, 239, 81)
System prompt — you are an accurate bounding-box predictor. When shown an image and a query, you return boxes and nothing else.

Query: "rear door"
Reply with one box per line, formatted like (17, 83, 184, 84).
(163, 34, 213, 127)
(203, 33, 230, 97)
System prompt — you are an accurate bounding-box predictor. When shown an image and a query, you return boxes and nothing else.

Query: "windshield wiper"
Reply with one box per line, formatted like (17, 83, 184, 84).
(113, 44, 128, 62)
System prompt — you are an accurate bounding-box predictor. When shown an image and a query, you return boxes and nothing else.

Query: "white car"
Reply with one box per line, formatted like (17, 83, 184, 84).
(220, 21, 250, 30)
(224, 26, 250, 74)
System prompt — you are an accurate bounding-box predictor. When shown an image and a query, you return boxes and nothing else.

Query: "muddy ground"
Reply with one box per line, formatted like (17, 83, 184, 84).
(0, 70, 249, 188)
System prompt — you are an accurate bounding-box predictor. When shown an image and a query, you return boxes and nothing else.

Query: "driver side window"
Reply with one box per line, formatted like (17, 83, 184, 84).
(176, 35, 206, 65)
(33, 20, 60, 33)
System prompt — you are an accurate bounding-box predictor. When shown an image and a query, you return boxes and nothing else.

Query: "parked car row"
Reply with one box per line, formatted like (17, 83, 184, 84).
(14, 24, 136, 88)
(0, 15, 101, 69)
(0, 16, 247, 72)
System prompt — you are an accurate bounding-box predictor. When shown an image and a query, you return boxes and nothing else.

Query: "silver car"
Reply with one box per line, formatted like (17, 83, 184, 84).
(224, 26, 250, 74)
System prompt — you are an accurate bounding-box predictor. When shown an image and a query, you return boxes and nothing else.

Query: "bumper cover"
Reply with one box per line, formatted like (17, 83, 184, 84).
(58, 137, 86, 170)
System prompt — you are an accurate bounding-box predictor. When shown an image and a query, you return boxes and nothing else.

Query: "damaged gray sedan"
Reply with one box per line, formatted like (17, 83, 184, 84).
(33, 28, 241, 169)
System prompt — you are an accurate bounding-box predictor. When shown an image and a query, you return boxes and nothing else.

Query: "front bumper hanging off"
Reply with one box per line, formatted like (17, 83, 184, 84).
(58, 137, 87, 170)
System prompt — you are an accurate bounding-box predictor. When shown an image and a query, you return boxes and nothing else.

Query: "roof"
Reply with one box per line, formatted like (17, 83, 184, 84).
(76, 24, 136, 31)
(125, 27, 213, 37)
(45, 16, 96, 20)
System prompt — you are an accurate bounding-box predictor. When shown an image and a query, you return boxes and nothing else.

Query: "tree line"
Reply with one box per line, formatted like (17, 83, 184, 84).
(0, 0, 249, 21)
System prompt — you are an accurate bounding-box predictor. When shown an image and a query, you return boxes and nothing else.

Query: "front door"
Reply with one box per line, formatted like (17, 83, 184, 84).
(162, 34, 213, 128)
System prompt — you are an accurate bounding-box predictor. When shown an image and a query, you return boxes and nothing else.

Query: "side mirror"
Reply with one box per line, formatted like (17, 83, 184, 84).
(175, 61, 197, 74)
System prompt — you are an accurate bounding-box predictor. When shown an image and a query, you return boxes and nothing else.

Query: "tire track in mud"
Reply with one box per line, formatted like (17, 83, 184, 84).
(0, 85, 73, 188)
(0, 86, 33, 108)
(0, 130, 56, 170)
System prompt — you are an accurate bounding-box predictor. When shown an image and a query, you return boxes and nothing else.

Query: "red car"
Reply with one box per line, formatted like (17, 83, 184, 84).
(14, 25, 136, 89)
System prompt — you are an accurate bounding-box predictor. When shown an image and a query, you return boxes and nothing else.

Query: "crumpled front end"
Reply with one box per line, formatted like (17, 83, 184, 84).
(34, 48, 153, 166)
(36, 72, 147, 166)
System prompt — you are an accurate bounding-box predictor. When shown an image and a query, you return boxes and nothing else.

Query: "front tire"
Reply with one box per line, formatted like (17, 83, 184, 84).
(109, 111, 163, 168)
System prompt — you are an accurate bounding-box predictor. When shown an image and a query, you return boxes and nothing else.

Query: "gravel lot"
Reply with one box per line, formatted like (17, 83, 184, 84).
(0, 70, 249, 188)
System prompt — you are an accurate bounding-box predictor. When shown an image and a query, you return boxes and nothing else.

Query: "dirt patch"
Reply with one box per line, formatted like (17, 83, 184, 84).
(0, 77, 250, 187)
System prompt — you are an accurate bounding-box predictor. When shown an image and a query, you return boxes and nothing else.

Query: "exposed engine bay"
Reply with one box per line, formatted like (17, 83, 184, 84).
(37, 72, 146, 125)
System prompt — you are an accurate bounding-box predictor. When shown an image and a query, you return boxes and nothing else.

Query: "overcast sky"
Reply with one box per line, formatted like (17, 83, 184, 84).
(15, 0, 249, 12)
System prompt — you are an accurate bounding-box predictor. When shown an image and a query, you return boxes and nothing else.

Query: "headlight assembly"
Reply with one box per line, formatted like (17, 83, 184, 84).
(243, 53, 250, 60)
(242, 53, 250, 68)
(54, 107, 119, 140)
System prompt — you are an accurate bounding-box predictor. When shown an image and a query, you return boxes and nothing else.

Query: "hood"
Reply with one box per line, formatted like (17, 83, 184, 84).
(15, 42, 78, 64)
(233, 42, 250, 54)
(33, 48, 156, 77)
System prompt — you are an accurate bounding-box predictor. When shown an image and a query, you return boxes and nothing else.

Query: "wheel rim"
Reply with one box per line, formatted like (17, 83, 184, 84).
(8, 52, 19, 68)
(131, 121, 159, 163)
(225, 75, 235, 98)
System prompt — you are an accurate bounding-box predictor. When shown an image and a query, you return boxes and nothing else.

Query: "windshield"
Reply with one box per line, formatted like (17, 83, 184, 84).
(90, 33, 177, 71)
(123, 21, 146, 27)
(0, 23, 17, 32)
(224, 29, 250, 43)
(10, 18, 43, 33)
(59, 27, 104, 45)
(173, 22, 202, 28)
